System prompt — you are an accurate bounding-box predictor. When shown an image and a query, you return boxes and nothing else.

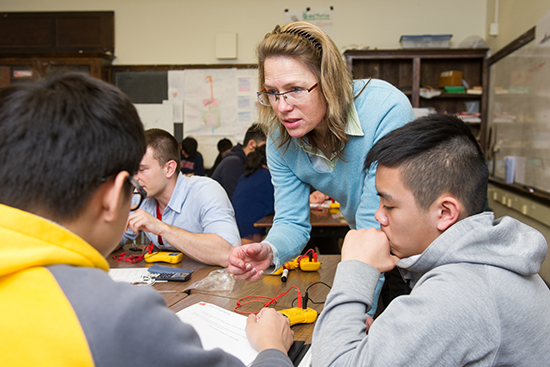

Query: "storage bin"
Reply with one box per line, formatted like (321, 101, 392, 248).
(400, 34, 452, 49)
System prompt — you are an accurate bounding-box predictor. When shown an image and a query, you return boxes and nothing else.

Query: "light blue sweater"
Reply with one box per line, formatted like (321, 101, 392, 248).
(264, 79, 414, 268)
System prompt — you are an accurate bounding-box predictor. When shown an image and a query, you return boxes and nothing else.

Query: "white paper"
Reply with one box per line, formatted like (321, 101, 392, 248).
(108, 268, 149, 284)
(297, 348, 312, 367)
(183, 69, 238, 136)
(283, 8, 334, 37)
(236, 70, 260, 138)
(134, 103, 174, 134)
(536, 10, 550, 47)
(163, 100, 183, 123)
(168, 70, 186, 101)
(176, 302, 258, 365)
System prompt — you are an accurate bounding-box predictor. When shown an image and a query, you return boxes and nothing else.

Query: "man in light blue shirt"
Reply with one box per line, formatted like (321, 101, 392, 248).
(122, 129, 240, 267)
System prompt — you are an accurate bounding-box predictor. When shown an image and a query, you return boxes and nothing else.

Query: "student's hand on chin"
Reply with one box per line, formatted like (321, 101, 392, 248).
(341, 228, 400, 273)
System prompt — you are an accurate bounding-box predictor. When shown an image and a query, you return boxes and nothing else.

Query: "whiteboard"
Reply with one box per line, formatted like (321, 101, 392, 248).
(134, 103, 174, 133)
(487, 30, 550, 194)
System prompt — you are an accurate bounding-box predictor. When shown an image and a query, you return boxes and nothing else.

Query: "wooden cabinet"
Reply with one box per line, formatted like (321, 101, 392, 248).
(344, 49, 489, 149)
(0, 11, 114, 85)
(0, 54, 114, 85)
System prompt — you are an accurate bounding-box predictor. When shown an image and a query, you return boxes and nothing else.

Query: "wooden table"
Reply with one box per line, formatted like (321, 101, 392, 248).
(108, 247, 340, 343)
(254, 209, 350, 254)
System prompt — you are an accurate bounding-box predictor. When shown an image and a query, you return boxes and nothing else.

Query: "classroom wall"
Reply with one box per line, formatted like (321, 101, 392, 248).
(485, 0, 550, 284)
(1, 0, 486, 65)
(4, 1, 550, 282)
(485, 0, 550, 54)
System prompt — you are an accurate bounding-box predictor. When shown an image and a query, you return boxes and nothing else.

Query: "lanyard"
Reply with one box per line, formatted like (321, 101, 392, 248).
(156, 203, 164, 246)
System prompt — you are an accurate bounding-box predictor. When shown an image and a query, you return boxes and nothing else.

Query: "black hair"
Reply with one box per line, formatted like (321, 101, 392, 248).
(145, 129, 181, 173)
(217, 138, 233, 153)
(0, 71, 146, 221)
(244, 144, 267, 177)
(181, 136, 198, 157)
(365, 113, 488, 216)
(243, 123, 266, 146)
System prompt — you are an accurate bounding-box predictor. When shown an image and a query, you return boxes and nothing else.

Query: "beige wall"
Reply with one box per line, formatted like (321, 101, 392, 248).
(485, 0, 550, 284)
(485, 0, 550, 54)
(4, 1, 550, 281)
(1, 0, 486, 65)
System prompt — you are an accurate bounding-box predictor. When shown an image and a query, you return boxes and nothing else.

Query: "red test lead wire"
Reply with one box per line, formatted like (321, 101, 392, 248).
(234, 286, 302, 314)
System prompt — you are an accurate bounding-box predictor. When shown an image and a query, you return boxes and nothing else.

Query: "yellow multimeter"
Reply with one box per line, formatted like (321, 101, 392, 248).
(144, 251, 183, 264)
(279, 307, 318, 326)
(299, 257, 321, 271)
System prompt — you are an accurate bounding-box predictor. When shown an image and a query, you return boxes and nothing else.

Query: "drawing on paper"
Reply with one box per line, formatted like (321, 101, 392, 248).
(202, 76, 221, 129)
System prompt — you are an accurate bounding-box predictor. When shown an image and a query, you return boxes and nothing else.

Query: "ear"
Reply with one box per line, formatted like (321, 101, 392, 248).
(164, 160, 178, 179)
(101, 171, 130, 223)
(246, 139, 257, 151)
(434, 195, 462, 232)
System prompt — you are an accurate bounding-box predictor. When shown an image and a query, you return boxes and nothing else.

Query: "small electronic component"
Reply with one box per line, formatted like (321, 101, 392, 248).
(151, 271, 191, 282)
(147, 264, 193, 282)
(270, 249, 321, 281)
(144, 251, 183, 264)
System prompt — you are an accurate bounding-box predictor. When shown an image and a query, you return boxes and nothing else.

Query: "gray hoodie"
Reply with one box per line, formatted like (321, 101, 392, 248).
(312, 212, 550, 366)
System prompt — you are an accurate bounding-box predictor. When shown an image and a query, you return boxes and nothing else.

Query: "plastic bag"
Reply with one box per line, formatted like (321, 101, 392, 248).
(184, 268, 235, 294)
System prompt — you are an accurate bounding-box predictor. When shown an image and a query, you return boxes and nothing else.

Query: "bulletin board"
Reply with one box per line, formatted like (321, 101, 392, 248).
(486, 26, 550, 201)
(112, 64, 258, 168)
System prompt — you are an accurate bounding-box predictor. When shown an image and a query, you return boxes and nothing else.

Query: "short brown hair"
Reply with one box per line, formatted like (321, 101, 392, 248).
(145, 129, 181, 173)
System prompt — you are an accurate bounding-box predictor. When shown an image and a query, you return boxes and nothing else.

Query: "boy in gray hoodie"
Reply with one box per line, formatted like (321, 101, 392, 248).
(312, 113, 550, 366)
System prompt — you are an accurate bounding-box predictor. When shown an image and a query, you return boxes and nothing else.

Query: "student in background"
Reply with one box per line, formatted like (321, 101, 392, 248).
(312, 114, 550, 366)
(123, 129, 240, 267)
(208, 137, 233, 177)
(0, 71, 294, 367)
(212, 123, 267, 200)
(232, 145, 274, 244)
(180, 136, 205, 176)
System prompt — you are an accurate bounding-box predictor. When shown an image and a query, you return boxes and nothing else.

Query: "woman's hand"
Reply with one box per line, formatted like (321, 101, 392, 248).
(227, 242, 273, 281)
(309, 190, 329, 204)
(246, 307, 294, 353)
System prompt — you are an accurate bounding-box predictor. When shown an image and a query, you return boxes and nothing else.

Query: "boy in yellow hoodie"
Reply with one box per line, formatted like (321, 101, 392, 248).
(0, 71, 293, 367)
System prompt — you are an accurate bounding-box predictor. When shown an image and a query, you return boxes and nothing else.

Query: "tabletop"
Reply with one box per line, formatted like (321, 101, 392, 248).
(254, 208, 349, 228)
(108, 246, 340, 343)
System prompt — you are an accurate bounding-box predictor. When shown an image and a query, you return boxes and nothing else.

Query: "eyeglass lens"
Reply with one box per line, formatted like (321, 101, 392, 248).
(131, 190, 143, 210)
(259, 90, 304, 106)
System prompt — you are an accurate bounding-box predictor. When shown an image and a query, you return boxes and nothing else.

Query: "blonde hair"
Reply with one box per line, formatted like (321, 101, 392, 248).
(257, 22, 353, 158)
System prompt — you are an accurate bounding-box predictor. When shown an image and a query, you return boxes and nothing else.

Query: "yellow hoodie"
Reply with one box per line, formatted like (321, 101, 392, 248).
(0, 203, 106, 366)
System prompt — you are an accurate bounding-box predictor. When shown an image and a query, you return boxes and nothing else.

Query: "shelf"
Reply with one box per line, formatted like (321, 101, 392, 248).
(344, 48, 488, 150)
(430, 93, 482, 99)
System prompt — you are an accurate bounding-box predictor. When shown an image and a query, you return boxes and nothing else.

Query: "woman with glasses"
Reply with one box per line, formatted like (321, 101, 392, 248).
(228, 21, 414, 314)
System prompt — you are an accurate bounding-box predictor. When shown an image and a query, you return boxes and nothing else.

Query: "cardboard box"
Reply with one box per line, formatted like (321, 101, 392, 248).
(439, 70, 463, 87)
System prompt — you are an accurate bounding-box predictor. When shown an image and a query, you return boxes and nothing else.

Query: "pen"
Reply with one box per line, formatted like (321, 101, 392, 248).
(158, 290, 177, 293)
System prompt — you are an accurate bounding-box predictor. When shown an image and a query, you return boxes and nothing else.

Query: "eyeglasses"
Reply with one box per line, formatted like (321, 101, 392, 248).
(128, 176, 147, 210)
(257, 83, 318, 107)
(100, 175, 147, 210)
